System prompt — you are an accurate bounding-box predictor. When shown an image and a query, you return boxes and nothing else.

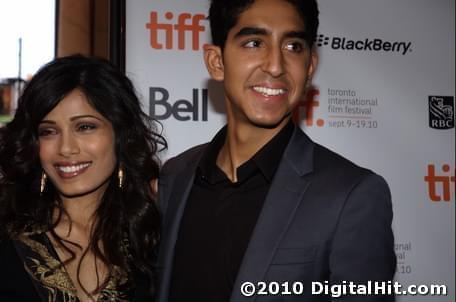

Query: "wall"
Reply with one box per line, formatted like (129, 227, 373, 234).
(126, 1, 455, 301)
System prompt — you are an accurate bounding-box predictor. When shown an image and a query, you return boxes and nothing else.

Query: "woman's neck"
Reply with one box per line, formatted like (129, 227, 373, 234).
(53, 193, 102, 243)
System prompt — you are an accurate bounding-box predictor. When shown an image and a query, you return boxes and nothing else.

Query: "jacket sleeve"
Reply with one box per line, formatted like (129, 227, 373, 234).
(329, 173, 396, 301)
(157, 157, 177, 219)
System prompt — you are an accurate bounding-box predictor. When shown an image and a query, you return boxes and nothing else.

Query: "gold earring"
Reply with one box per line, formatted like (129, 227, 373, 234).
(118, 165, 124, 189)
(40, 171, 47, 194)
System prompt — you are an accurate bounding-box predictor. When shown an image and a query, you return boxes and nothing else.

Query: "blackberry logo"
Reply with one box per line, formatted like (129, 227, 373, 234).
(316, 34, 330, 47)
(315, 33, 412, 55)
(428, 96, 454, 129)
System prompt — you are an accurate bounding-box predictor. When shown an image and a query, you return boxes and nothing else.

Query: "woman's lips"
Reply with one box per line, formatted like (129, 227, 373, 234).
(54, 162, 92, 179)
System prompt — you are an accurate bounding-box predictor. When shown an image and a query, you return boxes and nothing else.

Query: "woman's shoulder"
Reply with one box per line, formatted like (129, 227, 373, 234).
(0, 224, 46, 259)
(0, 235, 21, 265)
(0, 236, 22, 275)
(0, 234, 14, 253)
(0, 226, 13, 248)
(0, 235, 43, 301)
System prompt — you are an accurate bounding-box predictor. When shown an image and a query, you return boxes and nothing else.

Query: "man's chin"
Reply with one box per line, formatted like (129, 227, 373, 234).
(249, 113, 292, 129)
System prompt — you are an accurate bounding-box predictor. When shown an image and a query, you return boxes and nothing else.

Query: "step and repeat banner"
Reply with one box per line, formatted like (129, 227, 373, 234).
(126, 0, 455, 300)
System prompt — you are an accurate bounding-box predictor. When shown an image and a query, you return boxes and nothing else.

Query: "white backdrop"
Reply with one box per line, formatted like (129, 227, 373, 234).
(126, 1, 455, 301)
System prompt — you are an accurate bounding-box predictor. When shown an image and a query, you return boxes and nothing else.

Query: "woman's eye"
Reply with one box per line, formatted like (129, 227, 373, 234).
(243, 40, 262, 48)
(38, 128, 56, 136)
(77, 123, 97, 131)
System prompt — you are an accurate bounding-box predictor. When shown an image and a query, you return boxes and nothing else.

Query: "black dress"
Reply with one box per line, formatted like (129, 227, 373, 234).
(0, 227, 151, 302)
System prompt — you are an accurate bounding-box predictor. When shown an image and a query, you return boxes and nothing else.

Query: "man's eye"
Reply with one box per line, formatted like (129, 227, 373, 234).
(243, 40, 262, 48)
(284, 41, 304, 53)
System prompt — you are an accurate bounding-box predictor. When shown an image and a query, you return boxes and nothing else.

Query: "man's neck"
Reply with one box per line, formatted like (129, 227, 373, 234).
(216, 117, 291, 182)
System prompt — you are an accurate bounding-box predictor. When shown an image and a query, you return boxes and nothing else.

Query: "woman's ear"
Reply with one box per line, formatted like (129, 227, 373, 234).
(203, 44, 224, 81)
(150, 178, 158, 199)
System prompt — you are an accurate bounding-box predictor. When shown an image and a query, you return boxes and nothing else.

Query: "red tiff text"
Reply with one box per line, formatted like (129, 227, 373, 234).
(424, 164, 455, 202)
(146, 11, 206, 50)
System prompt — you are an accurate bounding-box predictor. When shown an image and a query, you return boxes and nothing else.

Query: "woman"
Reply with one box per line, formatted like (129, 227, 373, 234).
(0, 55, 165, 301)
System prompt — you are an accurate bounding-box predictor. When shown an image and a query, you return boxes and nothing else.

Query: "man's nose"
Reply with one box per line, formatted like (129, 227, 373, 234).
(262, 46, 285, 77)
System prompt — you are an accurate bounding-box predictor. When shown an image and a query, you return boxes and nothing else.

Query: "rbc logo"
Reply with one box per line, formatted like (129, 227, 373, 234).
(145, 11, 206, 50)
(428, 96, 455, 129)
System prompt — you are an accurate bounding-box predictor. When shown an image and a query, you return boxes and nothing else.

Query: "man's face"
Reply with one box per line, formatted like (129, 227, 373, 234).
(208, 0, 317, 129)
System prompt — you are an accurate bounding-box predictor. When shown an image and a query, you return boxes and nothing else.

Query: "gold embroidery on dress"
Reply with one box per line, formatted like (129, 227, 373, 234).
(19, 232, 78, 302)
(17, 230, 132, 302)
(99, 266, 130, 301)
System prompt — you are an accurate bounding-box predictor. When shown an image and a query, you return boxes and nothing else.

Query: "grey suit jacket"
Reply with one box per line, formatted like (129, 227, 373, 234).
(156, 126, 396, 301)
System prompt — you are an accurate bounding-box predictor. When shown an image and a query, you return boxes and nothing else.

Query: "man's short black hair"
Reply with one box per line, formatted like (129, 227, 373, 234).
(208, 0, 319, 49)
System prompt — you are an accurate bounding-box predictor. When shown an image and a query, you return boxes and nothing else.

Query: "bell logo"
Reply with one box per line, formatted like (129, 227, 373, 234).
(424, 164, 455, 202)
(292, 88, 325, 127)
(145, 11, 206, 50)
(149, 87, 208, 121)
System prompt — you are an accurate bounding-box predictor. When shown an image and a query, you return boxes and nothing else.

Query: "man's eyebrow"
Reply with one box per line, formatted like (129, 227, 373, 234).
(234, 27, 309, 41)
(234, 27, 269, 38)
(284, 30, 309, 40)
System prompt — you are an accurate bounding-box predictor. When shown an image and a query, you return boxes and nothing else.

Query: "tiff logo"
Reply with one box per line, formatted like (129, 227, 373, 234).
(145, 11, 206, 50)
(424, 164, 455, 202)
(292, 88, 325, 127)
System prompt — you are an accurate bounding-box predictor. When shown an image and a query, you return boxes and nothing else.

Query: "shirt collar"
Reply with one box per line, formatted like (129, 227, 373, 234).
(251, 120, 294, 181)
(198, 121, 295, 183)
(198, 125, 227, 183)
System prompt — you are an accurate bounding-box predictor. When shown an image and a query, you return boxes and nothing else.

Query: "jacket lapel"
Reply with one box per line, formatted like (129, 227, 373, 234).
(156, 153, 202, 302)
(230, 127, 315, 302)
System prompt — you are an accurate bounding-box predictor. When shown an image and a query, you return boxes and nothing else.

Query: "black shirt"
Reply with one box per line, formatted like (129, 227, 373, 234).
(169, 122, 294, 302)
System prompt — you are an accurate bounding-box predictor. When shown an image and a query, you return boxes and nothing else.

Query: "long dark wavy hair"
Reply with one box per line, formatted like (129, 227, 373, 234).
(0, 54, 166, 297)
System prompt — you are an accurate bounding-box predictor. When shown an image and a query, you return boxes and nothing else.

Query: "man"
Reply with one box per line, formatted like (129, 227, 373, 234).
(156, 0, 396, 301)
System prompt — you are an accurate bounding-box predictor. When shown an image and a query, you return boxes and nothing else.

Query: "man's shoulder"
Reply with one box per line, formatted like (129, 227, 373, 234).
(286, 132, 391, 207)
(161, 143, 208, 176)
(311, 142, 389, 192)
(314, 143, 369, 173)
(290, 127, 373, 178)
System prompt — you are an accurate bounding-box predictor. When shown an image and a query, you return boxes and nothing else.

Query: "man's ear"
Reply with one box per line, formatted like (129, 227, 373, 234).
(307, 48, 318, 79)
(204, 44, 224, 81)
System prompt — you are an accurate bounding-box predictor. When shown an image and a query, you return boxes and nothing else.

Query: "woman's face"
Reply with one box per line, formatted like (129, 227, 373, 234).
(38, 88, 117, 201)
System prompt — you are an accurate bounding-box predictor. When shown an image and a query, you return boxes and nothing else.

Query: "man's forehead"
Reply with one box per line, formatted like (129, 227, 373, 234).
(232, 0, 305, 29)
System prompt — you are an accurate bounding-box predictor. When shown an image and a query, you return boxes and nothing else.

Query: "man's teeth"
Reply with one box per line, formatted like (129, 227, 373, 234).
(253, 86, 286, 96)
(57, 163, 90, 173)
